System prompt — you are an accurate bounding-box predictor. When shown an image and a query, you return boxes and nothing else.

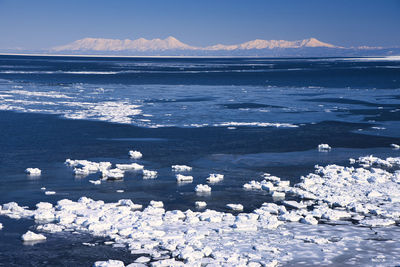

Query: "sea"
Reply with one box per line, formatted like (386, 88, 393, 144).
(0, 55, 399, 266)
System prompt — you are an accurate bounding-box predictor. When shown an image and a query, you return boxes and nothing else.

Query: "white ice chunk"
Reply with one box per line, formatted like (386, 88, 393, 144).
(226, 204, 244, 211)
(66, 159, 112, 176)
(134, 256, 150, 263)
(143, 170, 158, 179)
(195, 201, 207, 209)
(300, 215, 318, 225)
(25, 168, 41, 176)
(116, 163, 144, 171)
(206, 173, 224, 183)
(171, 165, 192, 172)
(318, 144, 331, 152)
(37, 223, 64, 233)
(283, 201, 307, 209)
(149, 200, 164, 208)
(93, 260, 125, 267)
(129, 150, 142, 159)
(36, 202, 53, 210)
(195, 184, 211, 193)
(243, 180, 262, 190)
(360, 218, 396, 227)
(272, 191, 285, 199)
(22, 231, 46, 241)
(391, 143, 400, 150)
(44, 191, 56, 195)
(176, 174, 193, 182)
(102, 169, 125, 180)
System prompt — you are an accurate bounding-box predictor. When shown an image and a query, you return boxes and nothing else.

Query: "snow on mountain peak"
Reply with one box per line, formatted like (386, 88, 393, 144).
(52, 36, 195, 52)
(52, 37, 338, 52)
(301, 37, 336, 48)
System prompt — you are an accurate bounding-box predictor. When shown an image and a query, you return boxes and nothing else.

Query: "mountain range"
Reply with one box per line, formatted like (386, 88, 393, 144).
(2, 37, 399, 57)
(52, 36, 339, 52)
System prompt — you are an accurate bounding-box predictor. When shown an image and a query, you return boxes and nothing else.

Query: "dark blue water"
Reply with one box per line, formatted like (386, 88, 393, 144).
(0, 55, 399, 266)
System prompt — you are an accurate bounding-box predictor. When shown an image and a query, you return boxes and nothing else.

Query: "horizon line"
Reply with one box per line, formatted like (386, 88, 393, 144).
(0, 52, 398, 60)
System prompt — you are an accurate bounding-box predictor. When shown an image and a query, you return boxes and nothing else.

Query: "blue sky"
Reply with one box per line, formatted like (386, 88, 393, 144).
(0, 0, 399, 50)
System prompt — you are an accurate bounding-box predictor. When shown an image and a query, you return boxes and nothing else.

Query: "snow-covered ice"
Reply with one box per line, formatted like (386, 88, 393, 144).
(391, 143, 400, 150)
(176, 174, 193, 183)
(214, 122, 298, 128)
(129, 150, 143, 159)
(142, 170, 158, 179)
(226, 204, 244, 211)
(171, 165, 192, 172)
(25, 168, 41, 176)
(21, 231, 46, 241)
(195, 201, 207, 209)
(206, 173, 224, 183)
(102, 169, 125, 180)
(93, 260, 125, 267)
(65, 159, 112, 177)
(116, 163, 144, 171)
(317, 144, 331, 152)
(195, 184, 212, 193)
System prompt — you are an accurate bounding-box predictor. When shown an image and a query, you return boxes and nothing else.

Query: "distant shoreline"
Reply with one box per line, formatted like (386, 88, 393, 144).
(0, 52, 399, 61)
(0, 52, 267, 59)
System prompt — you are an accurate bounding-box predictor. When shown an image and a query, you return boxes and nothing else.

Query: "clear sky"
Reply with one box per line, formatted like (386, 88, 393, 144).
(0, 0, 399, 50)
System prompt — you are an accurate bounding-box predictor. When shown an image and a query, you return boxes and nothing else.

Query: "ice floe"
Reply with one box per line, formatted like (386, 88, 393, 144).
(171, 165, 192, 172)
(226, 204, 244, 211)
(391, 143, 400, 150)
(214, 122, 298, 128)
(102, 169, 125, 180)
(195, 184, 212, 193)
(243, 174, 290, 196)
(129, 151, 143, 159)
(317, 144, 331, 152)
(176, 174, 193, 183)
(65, 159, 112, 177)
(93, 260, 125, 267)
(143, 170, 158, 179)
(206, 173, 224, 183)
(195, 201, 207, 209)
(116, 163, 144, 171)
(21, 231, 46, 241)
(25, 168, 41, 176)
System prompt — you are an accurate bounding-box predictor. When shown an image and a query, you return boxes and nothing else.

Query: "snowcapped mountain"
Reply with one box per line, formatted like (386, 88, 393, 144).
(205, 38, 337, 50)
(52, 37, 338, 52)
(52, 36, 197, 52)
(48, 36, 398, 57)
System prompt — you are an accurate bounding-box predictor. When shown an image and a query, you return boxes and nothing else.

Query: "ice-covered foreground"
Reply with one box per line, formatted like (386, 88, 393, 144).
(1, 156, 400, 266)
